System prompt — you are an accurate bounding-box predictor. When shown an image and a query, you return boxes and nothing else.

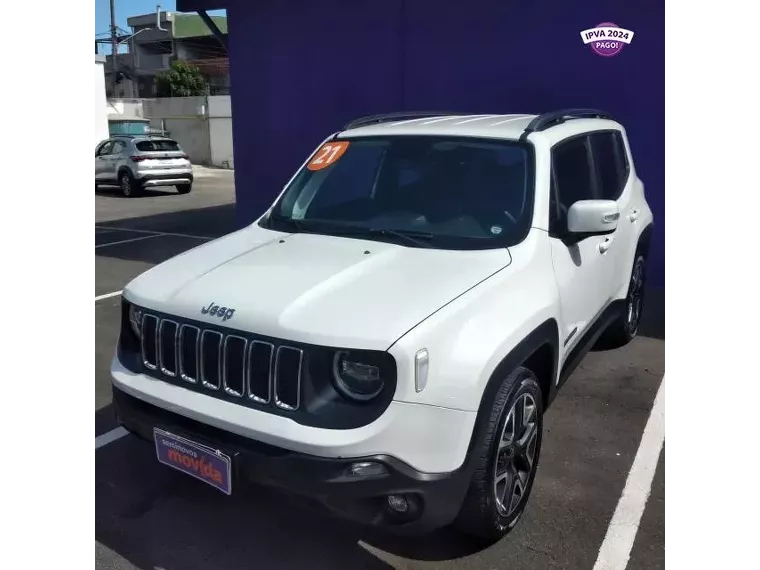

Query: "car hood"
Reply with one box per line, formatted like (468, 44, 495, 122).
(124, 225, 512, 350)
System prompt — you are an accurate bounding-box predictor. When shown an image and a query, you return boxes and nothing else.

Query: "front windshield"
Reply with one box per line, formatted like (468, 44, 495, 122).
(265, 135, 535, 250)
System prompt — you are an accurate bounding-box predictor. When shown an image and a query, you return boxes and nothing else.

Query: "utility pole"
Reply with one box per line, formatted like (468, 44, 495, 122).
(110, 0, 118, 95)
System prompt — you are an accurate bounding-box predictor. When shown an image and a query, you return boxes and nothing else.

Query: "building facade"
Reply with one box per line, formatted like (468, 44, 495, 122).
(104, 11, 229, 98)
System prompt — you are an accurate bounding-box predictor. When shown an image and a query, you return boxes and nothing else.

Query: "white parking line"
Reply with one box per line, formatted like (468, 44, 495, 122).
(95, 225, 212, 241)
(95, 234, 162, 249)
(95, 427, 130, 450)
(95, 290, 122, 302)
(593, 377, 665, 570)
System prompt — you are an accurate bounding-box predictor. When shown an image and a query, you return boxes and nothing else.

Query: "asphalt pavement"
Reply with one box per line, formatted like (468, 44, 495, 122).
(95, 173, 665, 570)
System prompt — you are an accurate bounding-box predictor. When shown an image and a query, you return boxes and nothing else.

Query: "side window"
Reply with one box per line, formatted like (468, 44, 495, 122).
(552, 136, 595, 210)
(96, 141, 113, 157)
(110, 140, 126, 155)
(590, 131, 629, 200)
(550, 136, 595, 234)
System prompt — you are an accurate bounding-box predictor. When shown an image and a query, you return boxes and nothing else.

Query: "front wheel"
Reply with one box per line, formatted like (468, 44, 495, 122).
(455, 366, 543, 544)
(176, 183, 192, 194)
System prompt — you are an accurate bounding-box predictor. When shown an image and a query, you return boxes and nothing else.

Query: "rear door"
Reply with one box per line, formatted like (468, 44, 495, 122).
(95, 141, 113, 179)
(107, 140, 128, 178)
(588, 130, 636, 298)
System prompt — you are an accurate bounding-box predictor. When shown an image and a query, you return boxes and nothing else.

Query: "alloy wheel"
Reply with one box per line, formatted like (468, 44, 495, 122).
(120, 174, 132, 197)
(626, 258, 646, 336)
(493, 393, 539, 517)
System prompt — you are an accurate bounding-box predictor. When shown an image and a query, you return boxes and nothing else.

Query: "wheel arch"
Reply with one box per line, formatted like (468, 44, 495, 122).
(456, 318, 559, 482)
(636, 222, 654, 259)
(117, 165, 133, 179)
(613, 221, 654, 301)
(478, 319, 559, 417)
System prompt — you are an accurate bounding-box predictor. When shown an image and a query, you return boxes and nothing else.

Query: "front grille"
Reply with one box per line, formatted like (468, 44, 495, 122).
(140, 313, 303, 411)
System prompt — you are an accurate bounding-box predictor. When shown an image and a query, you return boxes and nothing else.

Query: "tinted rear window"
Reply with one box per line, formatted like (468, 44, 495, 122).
(136, 140, 181, 152)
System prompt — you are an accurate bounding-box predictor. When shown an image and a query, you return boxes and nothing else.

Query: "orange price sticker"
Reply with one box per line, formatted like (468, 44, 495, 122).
(307, 141, 350, 171)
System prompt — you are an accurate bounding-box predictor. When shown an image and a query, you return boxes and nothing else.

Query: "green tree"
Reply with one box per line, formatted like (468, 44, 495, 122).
(155, 60, 207, 97)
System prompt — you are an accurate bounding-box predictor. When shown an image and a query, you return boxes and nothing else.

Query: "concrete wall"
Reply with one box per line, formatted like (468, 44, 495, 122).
(213, 0, 665, 285)
(144, 97, 211, 165)
(106, 96, 233, 167)
(208, 96, 234, 168)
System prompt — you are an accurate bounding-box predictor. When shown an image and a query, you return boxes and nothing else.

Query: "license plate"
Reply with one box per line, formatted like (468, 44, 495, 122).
(157, 160, 174, 166)
(153, 428, 232, 495)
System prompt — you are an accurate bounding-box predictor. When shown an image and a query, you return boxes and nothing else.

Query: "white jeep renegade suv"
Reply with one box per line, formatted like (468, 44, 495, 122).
(111, 109, 654, 543)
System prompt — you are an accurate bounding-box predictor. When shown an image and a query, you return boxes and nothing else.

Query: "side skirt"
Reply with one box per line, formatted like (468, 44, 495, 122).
(546, 299, 626, 407)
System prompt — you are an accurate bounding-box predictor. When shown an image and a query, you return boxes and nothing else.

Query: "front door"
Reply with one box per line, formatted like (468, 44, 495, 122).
(548, 134, 618, 352)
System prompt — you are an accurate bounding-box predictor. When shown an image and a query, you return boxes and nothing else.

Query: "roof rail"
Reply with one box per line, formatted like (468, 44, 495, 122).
(519, 108, 612, 141)
(343, 111, 461, 131)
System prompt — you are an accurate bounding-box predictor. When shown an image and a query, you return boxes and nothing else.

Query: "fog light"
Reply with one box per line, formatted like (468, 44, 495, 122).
(387, 494, 409, 513)
(348, 462, 387, 478)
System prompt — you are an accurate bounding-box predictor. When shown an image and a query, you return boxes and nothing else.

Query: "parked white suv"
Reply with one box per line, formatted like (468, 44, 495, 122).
(111, 109, 653, 542)
(95, 135, 193, 197)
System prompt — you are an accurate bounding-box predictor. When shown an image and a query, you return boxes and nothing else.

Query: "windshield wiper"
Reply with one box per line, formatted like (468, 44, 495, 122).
(366, 228, 435, 248)
(267, 212, 308, 232)
(267, 215, 435, 248)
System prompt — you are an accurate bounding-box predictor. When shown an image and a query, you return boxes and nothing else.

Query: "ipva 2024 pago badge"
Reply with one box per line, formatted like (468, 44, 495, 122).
(580, 22, 635, 57)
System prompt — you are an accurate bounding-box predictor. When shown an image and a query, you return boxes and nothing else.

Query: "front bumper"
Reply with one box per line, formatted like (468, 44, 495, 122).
(112, 386, 472, 533)
(110, 354, 475, 474)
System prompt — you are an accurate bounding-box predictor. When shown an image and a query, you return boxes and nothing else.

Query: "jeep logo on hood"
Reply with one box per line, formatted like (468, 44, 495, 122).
(201, 301, 235, 322)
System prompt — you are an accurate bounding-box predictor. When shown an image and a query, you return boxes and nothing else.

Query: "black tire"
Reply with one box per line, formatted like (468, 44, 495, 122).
(119, 170, 140, 198)
(596, 254, 646, 349)
(176, 183, 192, 194)
(455, 366, 544, 544)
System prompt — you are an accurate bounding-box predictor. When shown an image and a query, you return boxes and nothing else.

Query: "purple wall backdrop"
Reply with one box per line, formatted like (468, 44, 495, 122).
(180, 0, 664, 284)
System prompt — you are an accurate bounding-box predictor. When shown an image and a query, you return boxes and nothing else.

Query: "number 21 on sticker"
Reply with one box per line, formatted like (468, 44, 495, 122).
(307, 141, 349, 171)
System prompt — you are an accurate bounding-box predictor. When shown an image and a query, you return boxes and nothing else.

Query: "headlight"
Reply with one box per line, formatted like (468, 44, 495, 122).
(128, 304, 143, 339)
(332, 350, 384, 401)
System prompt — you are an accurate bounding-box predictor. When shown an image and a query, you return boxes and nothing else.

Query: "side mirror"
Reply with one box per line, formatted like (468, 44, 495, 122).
(567, 199, 620, 236)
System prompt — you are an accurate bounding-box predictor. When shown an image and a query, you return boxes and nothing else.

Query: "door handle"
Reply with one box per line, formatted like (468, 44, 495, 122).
(598, 236, 614, 254)
(629, 209, 639, 222)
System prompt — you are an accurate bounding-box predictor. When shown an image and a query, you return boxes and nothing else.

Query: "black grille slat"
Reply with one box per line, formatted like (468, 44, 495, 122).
(223, 336, 247, 397)
(247, 341, 273, 403)
(138, 313, 303, 412)
(158, 320, 178, 377)
(179, 325, 199, 383)
(274, 346, 303, 411)
(201, 330, 223, 390)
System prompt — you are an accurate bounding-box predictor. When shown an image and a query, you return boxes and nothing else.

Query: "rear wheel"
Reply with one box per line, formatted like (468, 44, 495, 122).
(596, 254, 646, 349)
(455, 366, 543, 544)
(176, 183, 192, 194)
(119, 171, 139, 198)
